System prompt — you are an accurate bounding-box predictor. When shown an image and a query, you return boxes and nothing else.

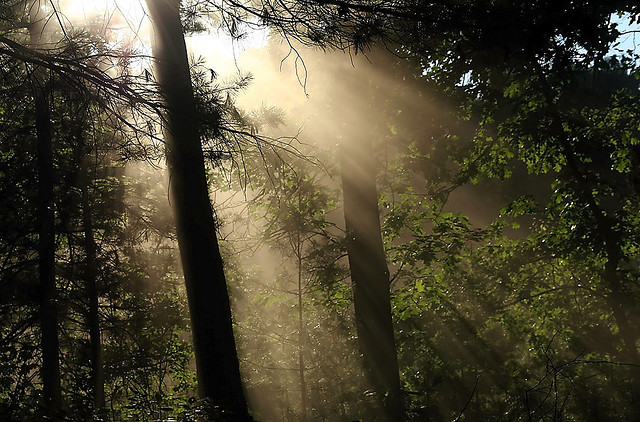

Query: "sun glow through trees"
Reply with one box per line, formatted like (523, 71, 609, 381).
(57, 0, 149, 47)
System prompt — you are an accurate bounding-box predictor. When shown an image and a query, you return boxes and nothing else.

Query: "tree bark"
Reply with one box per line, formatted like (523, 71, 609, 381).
(29, 1, 62, 416)
(340, 139, 404, 421)
(145, 1, 251, 419)
(80, 158, 105, 411)
(296, 228, 308, 421)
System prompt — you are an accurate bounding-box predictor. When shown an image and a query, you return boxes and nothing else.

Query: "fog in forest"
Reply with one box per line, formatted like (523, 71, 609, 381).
(1, 1, 640, 421)
(203, 41, 424, 421)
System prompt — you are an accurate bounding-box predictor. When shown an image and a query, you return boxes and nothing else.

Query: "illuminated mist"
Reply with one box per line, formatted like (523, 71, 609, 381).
(9, 2, 639, 421)
(211, 32, 640, 420)
(207, 41, 454, 420)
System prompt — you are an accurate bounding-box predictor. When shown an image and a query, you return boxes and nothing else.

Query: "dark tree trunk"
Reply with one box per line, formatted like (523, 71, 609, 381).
(603, 242, 639, 364)
(296, 230, 308, 421)
(340, 139, 404, 421)
(34, 71, 63, 419)
(602, 235, 640, 419)
(145, 1, 251, 419)
(80, 158, 105, 410)
(30, 1, 62, 416)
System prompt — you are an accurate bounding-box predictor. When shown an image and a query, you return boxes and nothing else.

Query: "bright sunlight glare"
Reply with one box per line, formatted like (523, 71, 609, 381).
(58, 0, 148, 38)
(57, 0, 269, 74)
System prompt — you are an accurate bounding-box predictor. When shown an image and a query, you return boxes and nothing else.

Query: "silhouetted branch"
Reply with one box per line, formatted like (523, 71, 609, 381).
(453, 375, 480, 422)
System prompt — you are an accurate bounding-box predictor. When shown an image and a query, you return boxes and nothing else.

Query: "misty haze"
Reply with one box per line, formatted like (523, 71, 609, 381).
(1, 1, 639, 421)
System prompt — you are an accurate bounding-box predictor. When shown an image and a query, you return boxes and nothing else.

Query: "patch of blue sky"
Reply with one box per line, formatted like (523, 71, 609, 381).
(609, 12, 639, 64)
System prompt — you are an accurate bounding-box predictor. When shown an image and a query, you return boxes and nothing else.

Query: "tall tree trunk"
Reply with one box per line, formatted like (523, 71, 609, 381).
(296, 229, 308, 421)
(29, 1, 62, 416)
(145, 1, 251, 419)
(80, 157, 105, 410)
(340, 139, 404, 421)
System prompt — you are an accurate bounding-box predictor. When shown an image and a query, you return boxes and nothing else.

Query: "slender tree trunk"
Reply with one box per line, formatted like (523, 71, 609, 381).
(603, 244, 639, 364)
(145, 1, 250, 419)
(29, 1, 62, 416)
(340, 139, 404, 421)
(80, 158, 105, 410)
(296, 229, 308, 421)
(602, 244, 640, 418)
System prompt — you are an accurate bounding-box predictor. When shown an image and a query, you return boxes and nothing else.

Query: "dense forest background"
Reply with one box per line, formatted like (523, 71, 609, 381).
(1, 0, 640, 421)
